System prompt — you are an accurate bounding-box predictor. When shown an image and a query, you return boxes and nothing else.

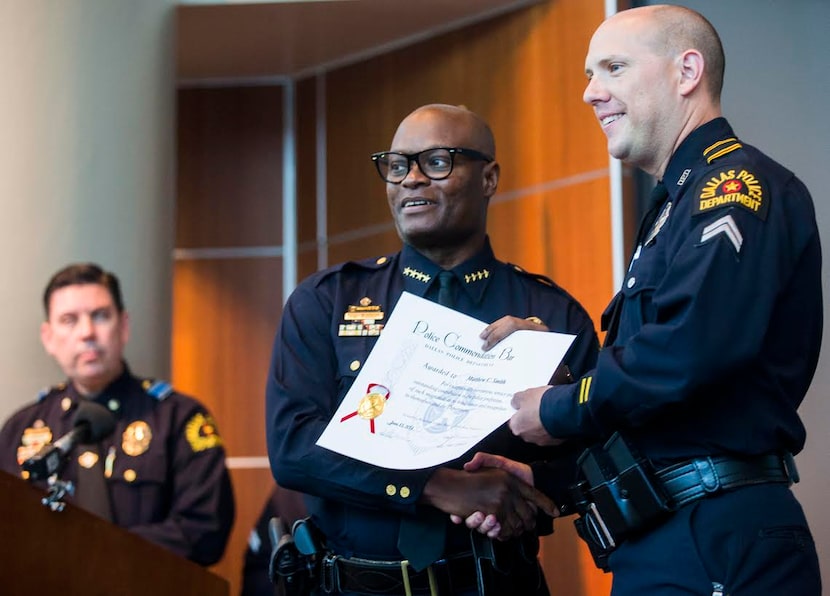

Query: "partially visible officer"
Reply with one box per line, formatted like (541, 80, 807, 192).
(0, 263, 235, 566)
(266, 104, 599, 595)
(502, 5, 823, 595)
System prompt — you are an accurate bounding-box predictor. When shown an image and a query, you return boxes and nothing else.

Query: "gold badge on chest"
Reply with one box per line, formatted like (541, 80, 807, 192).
(122, 420, 152, 456)
(78, 450, 99, 469)
(16, 422, 52, 466)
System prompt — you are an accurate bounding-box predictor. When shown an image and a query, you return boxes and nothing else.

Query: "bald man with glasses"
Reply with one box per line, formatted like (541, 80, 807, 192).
(265, 104, 598, 596)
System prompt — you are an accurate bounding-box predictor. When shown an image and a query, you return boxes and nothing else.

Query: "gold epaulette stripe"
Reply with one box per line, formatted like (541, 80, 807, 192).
(703, 137, 738, 156)
(706, 142, 743, 164)
(578, 376, 592, 404)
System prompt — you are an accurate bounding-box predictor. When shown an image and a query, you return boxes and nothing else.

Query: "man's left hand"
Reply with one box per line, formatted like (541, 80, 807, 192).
(510, 386, 562, 446)
(479, 315, 548, 351)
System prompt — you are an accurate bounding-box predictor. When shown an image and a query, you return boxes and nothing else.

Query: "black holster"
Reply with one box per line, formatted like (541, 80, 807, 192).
(470, 532, 549, 596)
(269, 517, 322, 596)
(570, 433, 671, 571)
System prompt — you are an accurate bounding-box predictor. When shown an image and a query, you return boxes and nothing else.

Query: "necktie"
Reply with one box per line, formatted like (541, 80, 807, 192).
(437, 270, 455, 308)
(75, 442, 113, 521)
(397, 270, 455, 570)
(636, 181, 669, 246)
(605, 181, 669, 346)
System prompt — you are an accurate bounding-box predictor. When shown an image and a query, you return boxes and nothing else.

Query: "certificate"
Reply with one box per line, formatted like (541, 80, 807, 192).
(316, 291, 575, 469)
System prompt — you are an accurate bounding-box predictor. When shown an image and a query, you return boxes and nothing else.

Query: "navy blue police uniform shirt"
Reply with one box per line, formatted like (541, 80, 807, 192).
(266, 237, 599, 560)
(0, 366, 235, 566)
(539, 117, 823, 468)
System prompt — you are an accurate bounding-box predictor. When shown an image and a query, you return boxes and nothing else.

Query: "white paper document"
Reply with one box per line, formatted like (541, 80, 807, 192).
(316, 291, 575, 470)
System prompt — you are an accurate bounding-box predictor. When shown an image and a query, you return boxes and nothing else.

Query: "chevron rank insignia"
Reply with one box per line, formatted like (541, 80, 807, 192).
(699, 214, 743, 254)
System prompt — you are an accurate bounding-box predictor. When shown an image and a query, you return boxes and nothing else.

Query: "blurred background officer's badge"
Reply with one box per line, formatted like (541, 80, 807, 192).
(16, 422, 52, 466)
(122, 420, 152, 456)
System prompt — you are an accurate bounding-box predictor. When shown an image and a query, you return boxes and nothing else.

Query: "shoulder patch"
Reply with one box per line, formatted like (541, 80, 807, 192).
(185, 412, 224, 452)
(142, 379, 173, 401)
(509, 264, 554, 287)
(692, 166, 768, 220)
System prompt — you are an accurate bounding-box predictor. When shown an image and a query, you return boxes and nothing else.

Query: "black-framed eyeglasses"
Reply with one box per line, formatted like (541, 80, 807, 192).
(370, 147, 493, 184)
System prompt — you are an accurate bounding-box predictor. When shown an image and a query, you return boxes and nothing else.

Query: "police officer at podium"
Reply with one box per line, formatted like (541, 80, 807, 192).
(0, 262, 235, 566)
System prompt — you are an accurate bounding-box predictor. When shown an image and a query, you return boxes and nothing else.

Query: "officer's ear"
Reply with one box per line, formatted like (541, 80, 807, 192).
(482, 160, 499, 198)
(678, 48, 705, 97)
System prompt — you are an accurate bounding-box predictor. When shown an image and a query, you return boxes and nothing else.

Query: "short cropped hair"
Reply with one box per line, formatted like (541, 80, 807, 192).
(651, 5, 726, 100)
(43, 263, 125, 317)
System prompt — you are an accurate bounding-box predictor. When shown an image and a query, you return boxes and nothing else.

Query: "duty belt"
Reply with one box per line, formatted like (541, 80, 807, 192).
(656, 452, 796, 508)
(320, 552, 477, 595)
(571, 439, 799, 571)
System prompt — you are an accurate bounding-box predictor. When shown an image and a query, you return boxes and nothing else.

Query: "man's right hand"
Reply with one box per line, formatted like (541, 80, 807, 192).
(422, 466, 556, 540)
(449, 452, 560, 539)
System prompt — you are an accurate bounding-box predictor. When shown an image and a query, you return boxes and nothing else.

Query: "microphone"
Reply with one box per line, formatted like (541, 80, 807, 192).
(22, 399, 116, 481)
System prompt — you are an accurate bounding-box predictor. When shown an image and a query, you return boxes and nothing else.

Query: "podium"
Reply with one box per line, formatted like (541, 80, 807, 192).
(0, 470, 229, 595)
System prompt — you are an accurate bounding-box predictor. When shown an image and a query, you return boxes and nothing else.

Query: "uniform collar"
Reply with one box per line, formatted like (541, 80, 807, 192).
(399, 239, 498, 305)
(65, 363, 132, 416)
(662, 117, 736, 201)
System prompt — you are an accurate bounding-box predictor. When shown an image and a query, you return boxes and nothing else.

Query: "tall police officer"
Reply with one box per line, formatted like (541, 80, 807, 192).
(498, 5, 822, 595)
(0, 263, 235, 566)
(266, 104, 599, 595)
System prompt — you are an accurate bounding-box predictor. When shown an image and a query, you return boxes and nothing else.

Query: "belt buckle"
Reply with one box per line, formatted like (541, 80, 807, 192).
(400, 560, 438, 596)
(692, 457, 720, 493)
(322, 553, 338, 593)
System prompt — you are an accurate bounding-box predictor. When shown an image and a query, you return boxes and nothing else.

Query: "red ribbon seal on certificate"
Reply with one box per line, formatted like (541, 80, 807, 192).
(340, 383, 390, 434)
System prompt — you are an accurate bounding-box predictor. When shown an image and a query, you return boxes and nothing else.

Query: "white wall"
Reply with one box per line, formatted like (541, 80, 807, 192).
(0, 1, 176, 423)
(644, 0, 830, 577)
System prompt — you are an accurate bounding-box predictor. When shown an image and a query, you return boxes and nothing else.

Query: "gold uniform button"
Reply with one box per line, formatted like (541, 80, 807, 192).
(386, 484, 397, 496)
(400, 486, 411, 499)
(377, 257, 388, 265)
(61, 397, 72, 411)
(124, 469, 137, 482)
(350, 360, 361, 371)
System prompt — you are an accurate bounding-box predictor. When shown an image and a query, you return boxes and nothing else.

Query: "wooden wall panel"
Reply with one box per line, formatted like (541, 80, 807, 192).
(488, 176, 615, 325)
(177, 86, 284, 248)
(327, 227, 402, 267)
(172, 257, 283, 594)
(175, 83, 288, 594)
(296, 76, 319, 248)
(171, 258, 282, 456)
